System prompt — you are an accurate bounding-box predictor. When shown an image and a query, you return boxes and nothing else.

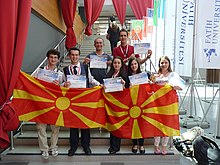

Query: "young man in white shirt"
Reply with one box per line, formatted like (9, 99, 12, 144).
(34, 49, 63, 159)
(63, 47, 100, 156)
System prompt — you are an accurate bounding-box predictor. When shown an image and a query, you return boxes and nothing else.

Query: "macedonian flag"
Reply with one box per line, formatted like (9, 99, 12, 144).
(12, 71, 106, 128)
(103, 84, 180, 138)
(12, 71, 180, 138)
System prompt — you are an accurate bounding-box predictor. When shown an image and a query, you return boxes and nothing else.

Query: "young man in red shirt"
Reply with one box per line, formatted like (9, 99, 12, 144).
(113, 28, 152, 66)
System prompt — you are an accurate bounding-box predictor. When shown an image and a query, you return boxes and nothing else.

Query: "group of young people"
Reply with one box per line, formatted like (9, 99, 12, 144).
(33, 28, 182, 159)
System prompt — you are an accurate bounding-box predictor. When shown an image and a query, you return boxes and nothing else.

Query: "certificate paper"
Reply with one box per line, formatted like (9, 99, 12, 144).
(90, 55, 107, 69)
(103, 77, 123, 93)
(134, 43, 151, 54)
(169, 72, 186, 90)
(129, 72, 149, 85)
(67, 75, 87, 88)
(37, 68, 58, 83)
(154, 77, 169, 85)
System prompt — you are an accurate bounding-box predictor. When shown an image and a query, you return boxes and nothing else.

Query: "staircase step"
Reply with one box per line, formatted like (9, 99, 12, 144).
(14, 129, 155, 146)
(2, 124, 180, 162)
(1, 145, 179, 162)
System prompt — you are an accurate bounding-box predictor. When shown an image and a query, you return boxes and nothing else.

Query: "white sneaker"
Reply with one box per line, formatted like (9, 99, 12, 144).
(51, 148, 58, 157)
(42, 151, 49, 159)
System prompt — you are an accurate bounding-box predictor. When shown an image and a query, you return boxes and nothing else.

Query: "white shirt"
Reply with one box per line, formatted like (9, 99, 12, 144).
(66, 62, 100, 87)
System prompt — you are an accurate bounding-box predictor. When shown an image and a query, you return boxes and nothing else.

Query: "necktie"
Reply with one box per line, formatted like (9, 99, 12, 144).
(73, 66, 77, 75)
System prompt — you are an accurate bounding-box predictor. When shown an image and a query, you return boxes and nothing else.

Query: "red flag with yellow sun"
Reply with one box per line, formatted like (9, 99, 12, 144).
(12, 71, 180, 138)
(12, 71, 106, 129)
(103, 84, 180, 139)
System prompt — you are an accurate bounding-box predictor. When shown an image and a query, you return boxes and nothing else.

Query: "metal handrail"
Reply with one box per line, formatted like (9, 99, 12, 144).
(55, 36, 67, 49)
(31, 36, 67, 76)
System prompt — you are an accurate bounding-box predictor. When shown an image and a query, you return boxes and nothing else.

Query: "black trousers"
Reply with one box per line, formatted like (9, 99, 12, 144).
(110, 41, 118, 54)
(70, 128, 90, 149)
(132, 138, 144, 146)
(110, 133, 121, 151)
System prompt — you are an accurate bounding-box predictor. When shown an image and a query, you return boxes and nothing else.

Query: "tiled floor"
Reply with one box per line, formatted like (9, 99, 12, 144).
(24, 157, 196, 165)
(0, 159, 195, 165)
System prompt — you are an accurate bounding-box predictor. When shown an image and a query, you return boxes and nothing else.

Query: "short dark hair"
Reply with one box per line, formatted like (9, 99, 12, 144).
(94, 37, 104, 44)
(68, 47, 80, 55)
(119, 28, 128, 36)
(46, 49, 60, 59)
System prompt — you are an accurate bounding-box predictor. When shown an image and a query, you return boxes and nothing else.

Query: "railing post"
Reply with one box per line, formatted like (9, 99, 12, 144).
(10, 131, 14, 150)
(216, 87, 220, 138)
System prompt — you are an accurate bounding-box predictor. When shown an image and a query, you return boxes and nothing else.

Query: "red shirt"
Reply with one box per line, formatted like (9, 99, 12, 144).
(113, 45, 140, 60)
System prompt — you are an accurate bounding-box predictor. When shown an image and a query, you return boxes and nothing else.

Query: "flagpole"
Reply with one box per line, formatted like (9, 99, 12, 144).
(190, 0, 197, 117)
(216, 78, 220, 138)
(173, 0, 178, 72)
(181, 0, 210, 129)
(163, 0, 165, 55)
(153, 0, 158, 71)
(183, 0, 197, 124)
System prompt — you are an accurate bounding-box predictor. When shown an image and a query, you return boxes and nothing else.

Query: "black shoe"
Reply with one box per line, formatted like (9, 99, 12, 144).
(83, 147, 92, 155)
(110, 150, 119, 154)
(139, 146, 145, 154)
(108, 148, 119, 154)
(68, 147, 77, 156)
(132, 145, 138, 153)
(108, 147, 113, 153)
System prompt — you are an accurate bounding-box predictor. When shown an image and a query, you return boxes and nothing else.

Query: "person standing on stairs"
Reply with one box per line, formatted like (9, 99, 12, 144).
(33, 49, 64, 159)
(105, 56, 130, 154)
(110, 13, 116, 23)
(106, 22, 120, 55)
(63, 47, 101, 156)
(83, 37, 112, 84)
(113, 28, 152, 69)
(150, 55, 182, 155)
(127, 58, 147, 154)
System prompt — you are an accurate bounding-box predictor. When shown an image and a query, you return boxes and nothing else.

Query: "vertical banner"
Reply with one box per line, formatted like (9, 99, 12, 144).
(164, 0, 176, 70)
(155, 19, 165, 65)
(153, 0, 160, 26)
(175, 0, 195, 77)
(143, 16, 153, 42)
(155, 0, 166, 71)
(142, 16, 153, 72)
(195, 0, 220, 69)
(131, 20, 144, 41)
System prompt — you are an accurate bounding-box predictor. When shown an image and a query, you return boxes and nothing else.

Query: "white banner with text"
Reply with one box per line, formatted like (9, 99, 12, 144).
(195, 0, 220, 69)
(175, 0, 195, 77)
